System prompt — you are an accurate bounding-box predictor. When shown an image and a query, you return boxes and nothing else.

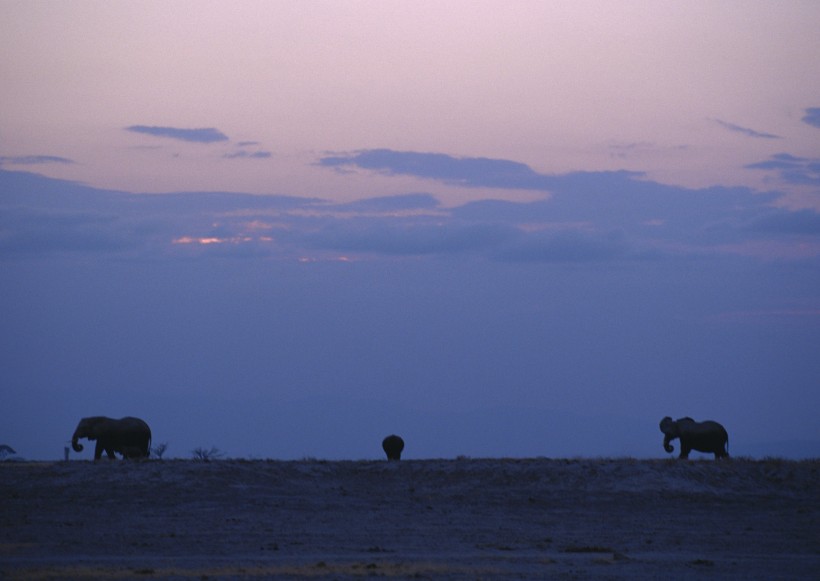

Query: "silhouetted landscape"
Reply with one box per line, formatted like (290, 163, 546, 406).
(3, 5, 820, 580)
(2, 458, 818, 579)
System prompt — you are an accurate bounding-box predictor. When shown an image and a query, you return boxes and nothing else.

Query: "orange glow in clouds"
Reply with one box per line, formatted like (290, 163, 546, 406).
(172, 236, 262, 245)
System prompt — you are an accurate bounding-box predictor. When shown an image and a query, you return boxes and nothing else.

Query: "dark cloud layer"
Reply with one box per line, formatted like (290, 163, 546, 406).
(2, 152, 814, 265)
(0, 148, 815, 266)
(0, 206, 133, 254)
(319, 149, 559, 191)
(746, 153, 820, 186)
(746, 209, 820, 235)
(224, 150, 272, 159)
(802, 107, 820, 128)
(712, 119, 780, 139)
(308, 220, 517, 256)
(331, 193, 439, 213)
(0, 155, 74, 165)
(125, 125, 229, 143)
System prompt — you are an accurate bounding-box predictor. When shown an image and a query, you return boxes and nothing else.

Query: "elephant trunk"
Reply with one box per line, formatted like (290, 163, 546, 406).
(663, 434, 674, 454)
(71, 432, 84, 452)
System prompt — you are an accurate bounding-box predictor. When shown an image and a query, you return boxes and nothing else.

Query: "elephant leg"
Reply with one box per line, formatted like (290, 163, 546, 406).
(103, 445, 117, 460)
(678, 446, 690, 459)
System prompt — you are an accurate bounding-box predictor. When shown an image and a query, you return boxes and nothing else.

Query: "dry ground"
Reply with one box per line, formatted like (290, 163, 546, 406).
(1, 458, 818, 579)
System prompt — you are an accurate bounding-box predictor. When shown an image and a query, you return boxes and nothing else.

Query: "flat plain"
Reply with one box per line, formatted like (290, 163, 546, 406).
(1, 458, 818, 579)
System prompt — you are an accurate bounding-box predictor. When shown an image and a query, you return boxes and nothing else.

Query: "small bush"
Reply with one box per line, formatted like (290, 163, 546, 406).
(191, 446, 224, 462)
(152, 442, 169, 459)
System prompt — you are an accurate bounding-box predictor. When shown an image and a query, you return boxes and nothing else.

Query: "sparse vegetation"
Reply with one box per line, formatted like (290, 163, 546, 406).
(191, 446, 224, 462)
(2, 458, 818, 578)
(689, 559, 715, 567)
(562, 546, 616, 554)
(152, 442, 169, 459)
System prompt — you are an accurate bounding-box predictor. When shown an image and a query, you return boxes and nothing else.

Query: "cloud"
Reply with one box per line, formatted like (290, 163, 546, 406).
(300, 167, 787, 262)
(319, 149, 557, 191)
(307, 219, 517, 256)
(0, 155, 74, 165)
(801, 107, 820, 128)
(0, 169, 127, 209)
(745, 153, 808, 170)
(607, 142, 689, 161)
(607, 141, 655, 159)
(318, 149, 778, 240)
(0, 169, 318, 258)
(125, 125, 229, 143)
(223, 150, 272, 159)
(0, 206, 134, 254)
(3, 152, 815, 265)
(746, 210, 820, 235)
(746, 153, 820, 186)
(451, 172, 773, 241)
(330, 193, 440, 213)
(712, 119, 780, 139)
(497, 230, 631, 263)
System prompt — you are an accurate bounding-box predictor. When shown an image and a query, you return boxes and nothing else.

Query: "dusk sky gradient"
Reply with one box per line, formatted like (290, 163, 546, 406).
(2, 1, 819, 460)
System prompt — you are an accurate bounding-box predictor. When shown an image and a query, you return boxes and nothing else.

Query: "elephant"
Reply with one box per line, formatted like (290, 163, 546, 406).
(659, 416, 729, 460)
(71, 416, 152, 460)
(382, 434, 405, 461)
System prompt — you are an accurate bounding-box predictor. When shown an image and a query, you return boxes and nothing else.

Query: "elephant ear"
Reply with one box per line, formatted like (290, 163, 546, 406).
(86, 417, 106, 437)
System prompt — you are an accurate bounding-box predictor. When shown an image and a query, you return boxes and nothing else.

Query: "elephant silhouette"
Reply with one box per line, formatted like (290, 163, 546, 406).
(71, 416, 152, 460)
(382, 434, 404, 460)
(659, 416, 729, 459)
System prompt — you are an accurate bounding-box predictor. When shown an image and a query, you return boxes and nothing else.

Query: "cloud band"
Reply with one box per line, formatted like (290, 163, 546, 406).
(125, 125, 229, 143)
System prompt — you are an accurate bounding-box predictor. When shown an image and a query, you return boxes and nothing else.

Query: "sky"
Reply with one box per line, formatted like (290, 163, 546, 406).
(1, 1, 819, 460)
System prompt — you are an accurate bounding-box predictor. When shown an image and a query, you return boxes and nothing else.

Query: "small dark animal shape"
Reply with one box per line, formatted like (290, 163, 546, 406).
(71, 416, 151, 460)
(0, 444, 16, 458)
(659, 416, 729, 460)
(382, 434, 404, 461)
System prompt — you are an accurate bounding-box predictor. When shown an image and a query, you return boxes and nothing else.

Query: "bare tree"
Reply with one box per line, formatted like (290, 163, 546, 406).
(191, 446, 224, 462)
(152, 442, 169, 459)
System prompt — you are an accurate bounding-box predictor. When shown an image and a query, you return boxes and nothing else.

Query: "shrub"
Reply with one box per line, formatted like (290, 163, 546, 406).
(191, 446, 224, 462)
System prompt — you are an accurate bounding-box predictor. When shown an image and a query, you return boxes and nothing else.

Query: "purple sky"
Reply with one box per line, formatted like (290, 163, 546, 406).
(1, 2, 819, 460)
